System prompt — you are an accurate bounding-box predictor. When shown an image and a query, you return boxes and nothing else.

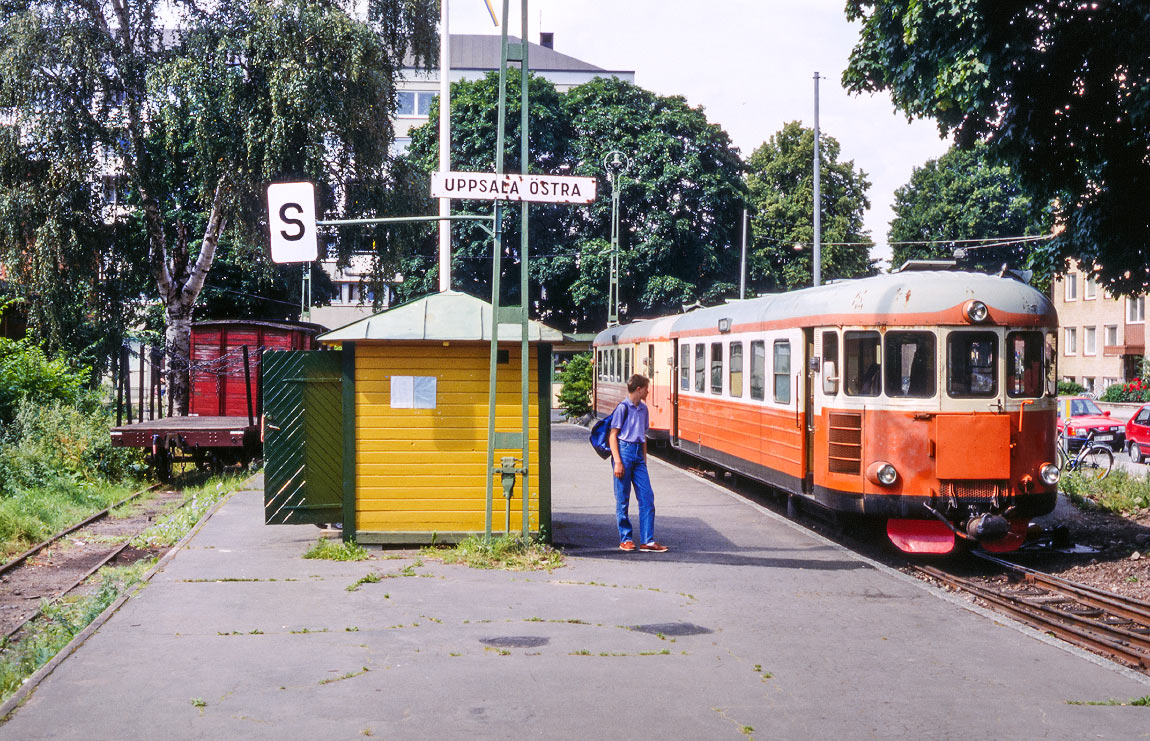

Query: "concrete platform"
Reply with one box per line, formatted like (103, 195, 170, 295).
(3, 424, 1149, 739)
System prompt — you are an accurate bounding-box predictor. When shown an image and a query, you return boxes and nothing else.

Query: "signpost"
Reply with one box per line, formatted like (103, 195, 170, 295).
(431, 171, 596, 204)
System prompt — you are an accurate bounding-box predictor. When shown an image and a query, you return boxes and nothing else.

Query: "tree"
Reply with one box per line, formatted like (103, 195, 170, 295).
(745, 122, 875, 291)
(0, 0, 436, 411)
(889, 143, 1051, 275)
(843, 1, 1150, 294)
(406, 73, 747, 330)
(556, 353, 594, 419)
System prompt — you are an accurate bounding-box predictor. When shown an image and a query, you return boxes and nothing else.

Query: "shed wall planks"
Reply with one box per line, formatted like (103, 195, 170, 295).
(354, 342, 541, 533)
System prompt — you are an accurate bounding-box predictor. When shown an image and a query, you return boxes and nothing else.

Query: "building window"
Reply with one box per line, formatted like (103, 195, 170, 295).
(1064, 327, 1077, 355)
(1064, 273, 1078, 301)
(1105, 325, 1118, 348)
(773, 340, 791, 404)
(1128, 297, 1146, 323)
(1084, 326, 1097, 355)
(1083, 275, 1097, 300)
(397, 91, 435, 117)
(729, 342, 743, 398)
(1103, 377, 1119, 390)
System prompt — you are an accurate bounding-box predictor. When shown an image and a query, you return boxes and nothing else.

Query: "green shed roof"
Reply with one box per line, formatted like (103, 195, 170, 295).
(317, 290, 564, 343)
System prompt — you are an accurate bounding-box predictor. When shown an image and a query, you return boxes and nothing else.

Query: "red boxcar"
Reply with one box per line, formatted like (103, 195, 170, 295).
(189, 320, 326, 417)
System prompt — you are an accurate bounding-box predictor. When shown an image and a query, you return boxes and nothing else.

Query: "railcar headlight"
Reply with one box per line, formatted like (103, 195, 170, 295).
(1040, 462, 1061, 486)
(866, 461, 899, 486)
(963, 299, 990, 323)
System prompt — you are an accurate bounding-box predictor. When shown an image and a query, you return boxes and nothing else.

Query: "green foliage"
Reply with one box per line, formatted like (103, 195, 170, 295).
(557, 353, 594, 419)
(0, 561, 152, 702)
(1061, 469, 1150, 516)
(303, 538, 370, 561)
(843, 1, 1150, 296)
(745, 122, 875, 291)
(889, 143, 1051, 280)
(421, 535, 564, 572)
(1057, 379, 1086, 396)
(131, 475, 246, 548)
(0, 338, 89, 425)
(1099, 379, 1150, 404)
(406, 73, 746, 329)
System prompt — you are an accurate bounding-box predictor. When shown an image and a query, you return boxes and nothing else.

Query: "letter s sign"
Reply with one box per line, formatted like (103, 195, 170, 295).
(267, 182, 318, 263)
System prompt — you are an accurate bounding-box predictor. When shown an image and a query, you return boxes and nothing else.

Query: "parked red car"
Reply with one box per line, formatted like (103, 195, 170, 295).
(1124, 403, 1150, 463)
(1056, 397, 1125, 451)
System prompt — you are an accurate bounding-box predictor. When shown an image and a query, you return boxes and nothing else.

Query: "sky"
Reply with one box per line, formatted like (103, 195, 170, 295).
(446, 0, 954, 267)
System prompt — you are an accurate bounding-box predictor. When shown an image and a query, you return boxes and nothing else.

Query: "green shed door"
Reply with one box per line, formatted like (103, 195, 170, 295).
(263, 350, 343, 525)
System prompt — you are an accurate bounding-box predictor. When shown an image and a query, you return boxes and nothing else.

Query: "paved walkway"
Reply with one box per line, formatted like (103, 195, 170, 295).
(3, 424, 1149, 739)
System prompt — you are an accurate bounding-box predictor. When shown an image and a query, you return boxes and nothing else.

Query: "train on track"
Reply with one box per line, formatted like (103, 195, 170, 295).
(593, 265, 1061, 555)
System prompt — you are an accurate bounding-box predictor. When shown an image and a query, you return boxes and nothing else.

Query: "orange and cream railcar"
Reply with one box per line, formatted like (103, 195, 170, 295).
(593, 268, 1061, 554)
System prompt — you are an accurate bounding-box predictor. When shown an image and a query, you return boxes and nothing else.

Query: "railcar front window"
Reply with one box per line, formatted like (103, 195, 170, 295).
(711, 343, 723, 393)
(750, 340, 765, 400)
(729, 342, 743, 398)
(845, 331, 882, 397)
(884, 332, 936, 398)
(694, 344, 705, 392)
(947, 332, 998, 398)
(1007, 331, 1044, 398)
(680, 345, 690, 390)
(1045, 332, 1058, 396)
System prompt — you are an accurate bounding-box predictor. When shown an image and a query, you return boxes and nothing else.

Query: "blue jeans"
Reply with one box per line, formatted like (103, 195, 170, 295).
(614, 441, 655, 545)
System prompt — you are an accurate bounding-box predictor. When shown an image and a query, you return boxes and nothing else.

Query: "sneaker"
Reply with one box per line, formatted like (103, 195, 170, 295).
(619, 540, 636, 552)
(639, 541, 668, 553)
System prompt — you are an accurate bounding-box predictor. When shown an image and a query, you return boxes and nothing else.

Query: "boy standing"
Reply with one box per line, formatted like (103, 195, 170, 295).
(608, 374, 668, 553)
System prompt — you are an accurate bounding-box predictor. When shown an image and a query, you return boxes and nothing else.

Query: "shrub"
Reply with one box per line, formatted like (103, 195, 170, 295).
(1057, 379, 1086, 396)
(1099, 377, 1150, 403)
(556, 353, 594, 419)
(0, 338, 89, 426)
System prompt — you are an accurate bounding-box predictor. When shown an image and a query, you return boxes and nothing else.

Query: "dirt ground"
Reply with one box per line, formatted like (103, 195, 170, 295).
(1029, 493, 1150, 602)
(0, 489, 184, 639)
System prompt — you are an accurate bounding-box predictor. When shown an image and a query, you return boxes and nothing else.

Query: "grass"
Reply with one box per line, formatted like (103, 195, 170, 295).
(1067, 696, 1150, 706)
(0, 481, 141, 561)
(1061, 469, 1150, 515)
(346, 572, 383, 592)
(420, 535, 564, 572)
(303, 538, 370, 561)
(131, 474, 247, 548)
(0, 560, 153, 703)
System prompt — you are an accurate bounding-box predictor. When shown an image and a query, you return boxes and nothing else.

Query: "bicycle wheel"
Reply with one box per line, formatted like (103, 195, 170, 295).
(1077, 445, 1113, 480)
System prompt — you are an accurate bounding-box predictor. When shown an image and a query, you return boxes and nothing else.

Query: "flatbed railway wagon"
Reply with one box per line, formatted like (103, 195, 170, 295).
(111, 319, 326, 480)
(593, 267, 1060, 555)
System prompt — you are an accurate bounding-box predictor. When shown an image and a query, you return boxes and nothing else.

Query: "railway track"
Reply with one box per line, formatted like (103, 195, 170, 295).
(915, 554, 1150, 672)
(0, 484, 186, 644)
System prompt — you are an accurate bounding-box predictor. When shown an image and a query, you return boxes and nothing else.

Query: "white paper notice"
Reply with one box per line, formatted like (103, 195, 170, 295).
(391, 376, 436, 409)
(390, 376, 414, 408)
(413, 376, 437, 409)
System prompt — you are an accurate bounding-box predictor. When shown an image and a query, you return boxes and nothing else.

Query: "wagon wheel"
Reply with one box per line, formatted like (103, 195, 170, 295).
(153, 447, 172, 483)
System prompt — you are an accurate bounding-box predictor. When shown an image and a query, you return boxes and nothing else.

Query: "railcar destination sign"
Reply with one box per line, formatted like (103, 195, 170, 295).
(431, 171, 597, 204)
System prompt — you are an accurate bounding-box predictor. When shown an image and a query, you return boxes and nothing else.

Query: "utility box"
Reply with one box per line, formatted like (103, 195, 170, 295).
(263, 291, 561, 544)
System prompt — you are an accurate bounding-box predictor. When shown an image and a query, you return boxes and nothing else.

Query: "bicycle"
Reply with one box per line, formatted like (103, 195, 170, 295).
(1057, 429, 1114, 480)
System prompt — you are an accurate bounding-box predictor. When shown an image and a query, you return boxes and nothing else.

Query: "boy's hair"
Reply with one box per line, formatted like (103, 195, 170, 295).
(626, 374, 650, 393)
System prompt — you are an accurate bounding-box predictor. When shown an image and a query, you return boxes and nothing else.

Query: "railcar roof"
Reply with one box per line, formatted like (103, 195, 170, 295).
(592, 271, 1054, 345)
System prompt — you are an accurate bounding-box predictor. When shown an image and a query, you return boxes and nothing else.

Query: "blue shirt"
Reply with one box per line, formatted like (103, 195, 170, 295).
(610, 398, 649, 444)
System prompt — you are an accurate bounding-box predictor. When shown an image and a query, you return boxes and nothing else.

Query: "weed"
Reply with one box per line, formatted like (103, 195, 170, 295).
(570, 649, 591, 656)
(132, 475, 246, 548)
(1061, 470, 1150, 515)
(191, 698, 206, 708)
(420, 535, 564, 572)
(249, 629, 263, 635)
(346, 626, 360, 632)
(319, 667, 369, 685)
(346, 572, 383, 592)
(1067, 696, 1150, 706)
(449, 652, 461, 657)
(399, 564, 417, 577)
(303, 538, 370, 562)
(638, 649, 671, 656)
(741, 726, 754, 736)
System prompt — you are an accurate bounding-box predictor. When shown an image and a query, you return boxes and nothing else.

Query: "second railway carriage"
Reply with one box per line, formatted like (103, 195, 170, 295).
(593, 268, 1061, 554)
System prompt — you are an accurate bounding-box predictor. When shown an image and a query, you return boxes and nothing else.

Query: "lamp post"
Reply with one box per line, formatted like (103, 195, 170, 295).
(604, 150, 630, 327)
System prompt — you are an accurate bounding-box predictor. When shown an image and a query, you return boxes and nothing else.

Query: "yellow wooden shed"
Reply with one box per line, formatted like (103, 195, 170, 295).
(286, 290, 563, 544)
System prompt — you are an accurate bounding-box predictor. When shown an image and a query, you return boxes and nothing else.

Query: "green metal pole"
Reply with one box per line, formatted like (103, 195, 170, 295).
(519, 0, 531, 539)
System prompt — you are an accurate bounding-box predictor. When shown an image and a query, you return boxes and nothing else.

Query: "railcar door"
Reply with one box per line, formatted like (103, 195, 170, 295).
(803, 328, 815, 494)
(672, 339, 681, 446)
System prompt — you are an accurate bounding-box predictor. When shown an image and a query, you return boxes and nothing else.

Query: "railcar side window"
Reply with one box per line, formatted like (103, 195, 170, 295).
(947, 332, 998, 398)
(711, 343, 723, 394)
(773, 340, 791, 403)
(680, 345, 690, 390)
(611, 349, 618, 381)
(1045, 332, 1058, 396)
(729, 342, 743, 398)
(647, 345, 655, 377)
(1007, 331, 1044, 398)
(694, 344, 705, 392)
(625, 348, 632, 380)
(884, 332, 936, 398)
(750, 341, 766, 400)
(844, 331, 882, 396)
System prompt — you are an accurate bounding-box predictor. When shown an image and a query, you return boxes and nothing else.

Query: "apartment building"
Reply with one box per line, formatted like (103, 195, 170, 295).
(1050, 261, 1146, 393)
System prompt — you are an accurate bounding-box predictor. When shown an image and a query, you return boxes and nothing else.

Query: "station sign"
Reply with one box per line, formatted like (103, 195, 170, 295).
(431, 171, 597, 204)
(267, 182, 318, 263)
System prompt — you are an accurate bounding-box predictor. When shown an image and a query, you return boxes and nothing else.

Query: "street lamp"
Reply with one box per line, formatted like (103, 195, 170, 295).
(604, 150, 630, 327)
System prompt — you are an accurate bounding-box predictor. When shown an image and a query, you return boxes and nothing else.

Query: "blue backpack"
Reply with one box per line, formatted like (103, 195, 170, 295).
(589, 403, 628, 460)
